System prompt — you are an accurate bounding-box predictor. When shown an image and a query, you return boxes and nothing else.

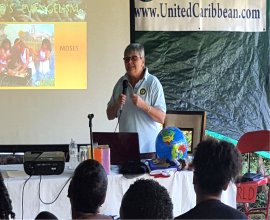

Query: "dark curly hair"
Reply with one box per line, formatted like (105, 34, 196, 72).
(120, 179, 173, 219)
(0, 172, 15, 219)
(193, 138, 242, 194)
(67, 159, 108, 214)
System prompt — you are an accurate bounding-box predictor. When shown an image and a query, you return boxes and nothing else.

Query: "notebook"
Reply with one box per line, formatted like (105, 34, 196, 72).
(92, 132, 140, 165)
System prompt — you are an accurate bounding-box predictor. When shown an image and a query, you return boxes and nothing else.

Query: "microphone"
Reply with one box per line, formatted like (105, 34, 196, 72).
(88, 114, 94, 120)
(120, 79, 129, 112)
(115, 80, 129, 132)
(117, 79, 129, 127)
(87, 114, 94, 159)
(122, 79, 128, 95)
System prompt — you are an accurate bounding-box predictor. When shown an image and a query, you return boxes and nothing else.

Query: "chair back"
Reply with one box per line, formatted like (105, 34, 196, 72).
(236, 130, 270, 219)
(237, 130, 270, 154)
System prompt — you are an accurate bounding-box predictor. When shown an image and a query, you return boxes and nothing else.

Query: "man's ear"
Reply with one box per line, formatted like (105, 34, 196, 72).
(222, 181, 230, 191)
(142, 58, 145, 68)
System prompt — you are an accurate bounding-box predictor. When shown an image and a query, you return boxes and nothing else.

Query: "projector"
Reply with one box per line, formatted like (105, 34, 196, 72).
(23, 151, 65, 175)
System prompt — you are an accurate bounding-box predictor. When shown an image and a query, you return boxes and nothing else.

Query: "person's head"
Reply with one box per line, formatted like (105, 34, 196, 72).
(192, 138, 242, 196)
(13, 39, 25, 51)
(1, 39, 11, 50)
(0, 172, 15, 219)
(41, 38, 52, 51)
(123, 43, 145, 78)
(35, 211, 57, 220)
(120, 179, 173, 219)
(13, 38, 20, 47)
(68, 159, 108, 217)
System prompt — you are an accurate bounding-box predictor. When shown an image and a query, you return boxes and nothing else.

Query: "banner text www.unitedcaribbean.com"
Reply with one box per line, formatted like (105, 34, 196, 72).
(135, 2, 261, 19)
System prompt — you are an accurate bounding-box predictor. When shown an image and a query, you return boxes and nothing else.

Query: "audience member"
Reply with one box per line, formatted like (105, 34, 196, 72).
(120, 179, 173, 219)
(35, 211, 58, 219)
(175, 138, 247, 219)
(68, 159, 111, 219)
(0, 172, 15, 219)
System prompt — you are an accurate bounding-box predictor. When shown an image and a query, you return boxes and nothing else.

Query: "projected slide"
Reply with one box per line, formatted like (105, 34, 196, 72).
(0, 0, 87, 89)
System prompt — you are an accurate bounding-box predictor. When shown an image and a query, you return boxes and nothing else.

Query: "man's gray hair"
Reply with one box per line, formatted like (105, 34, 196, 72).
(124, 43, 145, 58)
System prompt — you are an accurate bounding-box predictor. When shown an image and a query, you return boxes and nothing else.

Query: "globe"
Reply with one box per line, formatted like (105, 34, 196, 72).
(156, 127, 188, 161)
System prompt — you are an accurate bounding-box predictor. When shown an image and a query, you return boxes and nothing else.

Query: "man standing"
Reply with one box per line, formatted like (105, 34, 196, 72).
(107, 43, 166, 156)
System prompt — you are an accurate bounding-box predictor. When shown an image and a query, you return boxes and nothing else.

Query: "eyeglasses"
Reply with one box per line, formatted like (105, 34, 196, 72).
(123, 56, 141, 63)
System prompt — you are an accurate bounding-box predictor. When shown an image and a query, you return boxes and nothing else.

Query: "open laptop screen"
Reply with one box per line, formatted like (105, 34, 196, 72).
(92, 132, 140, 165)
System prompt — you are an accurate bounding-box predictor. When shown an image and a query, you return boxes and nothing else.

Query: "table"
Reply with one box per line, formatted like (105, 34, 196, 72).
(1, 164, 237, 219)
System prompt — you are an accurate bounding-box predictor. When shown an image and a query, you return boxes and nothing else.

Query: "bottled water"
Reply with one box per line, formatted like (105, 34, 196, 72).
(69, 138, 78, 169)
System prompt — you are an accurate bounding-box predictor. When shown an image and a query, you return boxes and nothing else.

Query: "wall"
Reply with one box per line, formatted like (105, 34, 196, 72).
(0, 1, 130, 145)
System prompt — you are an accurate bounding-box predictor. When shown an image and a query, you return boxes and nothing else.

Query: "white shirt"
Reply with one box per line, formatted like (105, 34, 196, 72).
(108, 68, 166, 153)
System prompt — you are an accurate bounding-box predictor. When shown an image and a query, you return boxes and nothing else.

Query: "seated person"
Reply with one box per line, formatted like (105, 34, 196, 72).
(67, 159, 111, 219)
(0, 172, 15, 219)
(35, 211, 58, 219)
(175, 138, 247, 219)
(120, 179, 173, 219)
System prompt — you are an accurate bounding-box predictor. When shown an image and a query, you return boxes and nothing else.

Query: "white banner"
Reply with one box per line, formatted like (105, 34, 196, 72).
(134, 0, 266, 32)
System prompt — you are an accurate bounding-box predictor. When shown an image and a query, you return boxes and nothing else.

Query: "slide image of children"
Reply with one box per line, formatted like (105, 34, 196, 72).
(0, 24, 55, 87)
(38, 38, 52, 80)
(0, 39, 12, 74)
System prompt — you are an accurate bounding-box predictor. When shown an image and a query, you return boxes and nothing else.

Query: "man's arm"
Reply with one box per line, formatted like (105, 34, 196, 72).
(143, 103, 166, 124)
(106, 94, 127, 120)
(131, 94, 165, 124)
(106, 102, 119, 120)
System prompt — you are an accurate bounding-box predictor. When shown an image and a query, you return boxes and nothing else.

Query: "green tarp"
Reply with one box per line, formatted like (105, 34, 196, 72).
(133, 4, 270, 141)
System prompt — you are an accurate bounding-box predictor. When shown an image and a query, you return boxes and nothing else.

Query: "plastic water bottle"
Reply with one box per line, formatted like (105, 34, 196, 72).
(69, 138, 78, 169)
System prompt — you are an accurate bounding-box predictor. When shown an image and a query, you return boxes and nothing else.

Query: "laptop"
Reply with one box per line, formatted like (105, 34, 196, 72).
(92, 132, 141, 165)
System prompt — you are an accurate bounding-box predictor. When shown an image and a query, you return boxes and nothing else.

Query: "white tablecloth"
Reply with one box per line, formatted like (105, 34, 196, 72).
(1, 164, 237, 219)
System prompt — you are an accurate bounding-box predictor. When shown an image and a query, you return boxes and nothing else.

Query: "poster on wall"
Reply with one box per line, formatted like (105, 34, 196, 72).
(135, 0, 266, 32)
(0, 0, 87, 89)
